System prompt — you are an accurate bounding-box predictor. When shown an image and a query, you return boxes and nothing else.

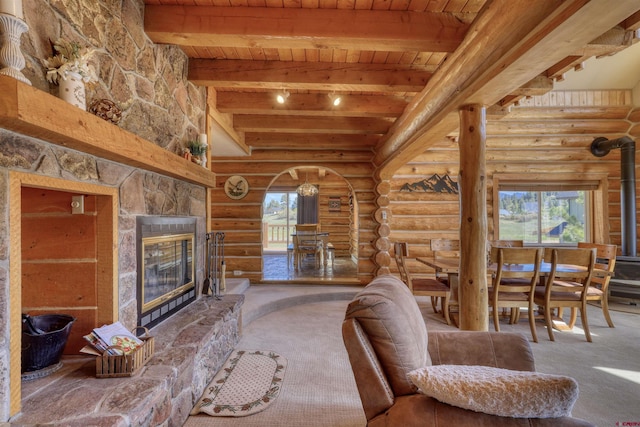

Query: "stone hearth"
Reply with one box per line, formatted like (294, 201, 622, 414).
(10, 280, 248, 427)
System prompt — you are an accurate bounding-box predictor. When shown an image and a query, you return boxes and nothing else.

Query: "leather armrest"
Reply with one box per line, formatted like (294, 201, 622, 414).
(342, 318, 395, 420)
(427, 331, 535, 372)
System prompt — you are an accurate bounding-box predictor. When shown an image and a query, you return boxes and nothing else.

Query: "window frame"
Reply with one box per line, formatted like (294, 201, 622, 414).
(492, 173, 609, 245)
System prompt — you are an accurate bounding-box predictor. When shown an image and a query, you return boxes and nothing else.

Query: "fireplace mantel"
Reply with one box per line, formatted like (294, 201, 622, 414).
(0, 76, 216, 187)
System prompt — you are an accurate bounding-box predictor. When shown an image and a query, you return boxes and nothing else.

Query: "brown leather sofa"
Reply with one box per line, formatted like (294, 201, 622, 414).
(342, 274, 594, 427)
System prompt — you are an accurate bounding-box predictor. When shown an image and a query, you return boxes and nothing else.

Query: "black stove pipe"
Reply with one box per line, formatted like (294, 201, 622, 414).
(591, 136, 637, 256)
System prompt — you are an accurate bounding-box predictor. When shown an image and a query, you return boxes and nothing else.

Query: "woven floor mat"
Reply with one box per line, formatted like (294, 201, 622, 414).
(191, 350, 286, 417)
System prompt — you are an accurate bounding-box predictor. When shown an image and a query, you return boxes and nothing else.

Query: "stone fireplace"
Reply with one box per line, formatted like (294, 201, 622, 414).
(4, 161, 240, 427)
(0, 0, 214, 419)
(3, 151, 208, 418)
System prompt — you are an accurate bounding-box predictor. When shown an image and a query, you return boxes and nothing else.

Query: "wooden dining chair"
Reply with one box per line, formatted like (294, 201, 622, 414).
(577, 242, 617, 328)
(490, 239, 524, 248)
(429, 238, 460, 285)
(489, 246, 543, 342)
(295, 223, 319, 233)
(293, 234, 322, 270)
(488, 240, 526, 318)
(393, 242, 452, 325)
(534, 247, 596, 342)
(294, 223, 322, 270)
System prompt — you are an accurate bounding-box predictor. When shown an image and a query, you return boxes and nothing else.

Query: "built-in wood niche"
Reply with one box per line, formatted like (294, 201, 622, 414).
(9, 172, 118, 415)
(21, 187, 100, 354)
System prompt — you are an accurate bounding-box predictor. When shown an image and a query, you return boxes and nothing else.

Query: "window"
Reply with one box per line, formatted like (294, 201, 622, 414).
(263, 192, 298, 251)
(498, 190, 588, 244)
(492, 174, 609, 245)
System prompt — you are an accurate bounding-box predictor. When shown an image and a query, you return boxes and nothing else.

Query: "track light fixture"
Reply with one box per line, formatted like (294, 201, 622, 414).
(328, 92, 342, 107)
(276, 90, 290, 104)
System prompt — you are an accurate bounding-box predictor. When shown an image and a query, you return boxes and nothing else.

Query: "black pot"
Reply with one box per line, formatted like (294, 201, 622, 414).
(21, 314, 76, 373)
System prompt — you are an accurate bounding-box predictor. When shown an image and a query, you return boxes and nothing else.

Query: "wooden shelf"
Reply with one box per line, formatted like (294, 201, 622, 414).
(0, 76, 215, 187)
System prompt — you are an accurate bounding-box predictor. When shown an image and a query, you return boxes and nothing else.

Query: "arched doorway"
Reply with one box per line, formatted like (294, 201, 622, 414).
(261, 166, 359, 283)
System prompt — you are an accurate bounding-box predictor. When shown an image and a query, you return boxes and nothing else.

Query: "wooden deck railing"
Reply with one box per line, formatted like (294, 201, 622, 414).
(262, 223, 294, 248)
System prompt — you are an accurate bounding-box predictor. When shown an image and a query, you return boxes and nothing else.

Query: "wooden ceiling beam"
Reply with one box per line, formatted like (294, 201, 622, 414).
(508, 75, 554, 97)
(486, 119, 630, 135)
(244, 133, 379, 150)
(503, 106, 632, 120)
(144, 6, 470, 53)
(621, 10, 640, 30)
(577, 26, 637, 57)
(206, 88, 249, 155)
(374, 0, 640, 179)
(545, 55, 584, 79)
(189, 59, 431, 92)
(206, 88, 236, 140)
(234, 115, 393, 134)
(544, 27, 637, 83)
(486, 105, 512, 119)
(215, 92, 409, 117)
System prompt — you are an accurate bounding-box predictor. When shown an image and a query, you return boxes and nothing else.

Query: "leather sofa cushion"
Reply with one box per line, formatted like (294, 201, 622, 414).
(344, 274, 431, 396)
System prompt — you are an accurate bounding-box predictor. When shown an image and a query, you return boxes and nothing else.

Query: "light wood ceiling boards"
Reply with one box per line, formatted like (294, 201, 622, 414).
(143, 0, 640, 176)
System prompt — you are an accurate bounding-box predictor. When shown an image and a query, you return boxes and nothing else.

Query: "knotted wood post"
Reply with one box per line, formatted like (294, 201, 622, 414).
(458, 104, 488, 331)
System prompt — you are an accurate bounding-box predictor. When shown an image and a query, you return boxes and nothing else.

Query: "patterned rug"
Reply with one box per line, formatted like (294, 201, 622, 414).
(191, 350, 287, 417)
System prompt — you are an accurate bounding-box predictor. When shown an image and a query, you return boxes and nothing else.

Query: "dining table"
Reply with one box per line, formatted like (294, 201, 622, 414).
(417, 258, 600, 282)
(417, 257, 461, 300)
(416, 255, 607, 330)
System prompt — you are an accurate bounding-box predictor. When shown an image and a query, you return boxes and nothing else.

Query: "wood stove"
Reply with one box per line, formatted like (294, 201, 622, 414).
(136, 216, 197, 328)
(591, 137, 640, 298)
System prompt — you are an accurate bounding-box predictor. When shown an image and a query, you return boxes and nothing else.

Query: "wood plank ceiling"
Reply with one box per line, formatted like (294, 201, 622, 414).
(143, 0, 640, 178)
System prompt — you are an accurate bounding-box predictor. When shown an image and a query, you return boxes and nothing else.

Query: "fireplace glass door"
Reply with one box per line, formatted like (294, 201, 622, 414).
(141, 233, 194, 313)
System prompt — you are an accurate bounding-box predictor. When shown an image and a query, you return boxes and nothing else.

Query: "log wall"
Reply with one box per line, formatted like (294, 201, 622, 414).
(267, 171, 354, 257)
(210, 149, 376, 284)
(389, 90, 640, 276)
(209, 90, 639, 284)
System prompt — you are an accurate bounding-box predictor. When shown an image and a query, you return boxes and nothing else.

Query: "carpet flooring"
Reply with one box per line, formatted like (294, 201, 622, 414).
(186, 286, 640, 427)
(185, 298, 365, 427)
(605, 296, 640, 314)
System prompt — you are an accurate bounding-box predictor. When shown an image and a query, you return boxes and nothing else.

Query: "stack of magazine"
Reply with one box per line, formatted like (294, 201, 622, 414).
(81, 321, 144, 356)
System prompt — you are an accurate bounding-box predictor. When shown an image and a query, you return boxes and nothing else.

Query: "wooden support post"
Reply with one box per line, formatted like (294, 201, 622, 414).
(458, 104, 488, 331)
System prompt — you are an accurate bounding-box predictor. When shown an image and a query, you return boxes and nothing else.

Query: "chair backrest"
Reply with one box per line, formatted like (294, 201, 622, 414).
(295, 223, 319, 233)
(577, 242, 617, 291)
(295, 223, 320, 248)
(430, 238, 459, 259)
(543, 247, 596, 297)
(491, 247, 543, 292)
(297, 233, 320, 250)
(490, 240, 524, 248)
(393, 242, 411, 289)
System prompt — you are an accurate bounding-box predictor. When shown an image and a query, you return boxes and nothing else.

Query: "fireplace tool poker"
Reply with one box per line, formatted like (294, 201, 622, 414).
(213, 232, 226, 296)
(204, 232, 221, 300)
(202, 233, 212, 297)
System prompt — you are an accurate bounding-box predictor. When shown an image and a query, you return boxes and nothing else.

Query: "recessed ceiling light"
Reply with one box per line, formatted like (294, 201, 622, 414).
(276, 90, 290, 104)
(328, 92, 342, 107)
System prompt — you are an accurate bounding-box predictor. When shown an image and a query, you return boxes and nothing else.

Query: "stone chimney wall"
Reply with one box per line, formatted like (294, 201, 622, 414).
(20, 0, 205, 152)
(0, 0, 207, 420)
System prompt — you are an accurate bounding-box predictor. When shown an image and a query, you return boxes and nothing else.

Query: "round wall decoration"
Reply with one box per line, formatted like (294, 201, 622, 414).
(224, 175, 249, 200)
